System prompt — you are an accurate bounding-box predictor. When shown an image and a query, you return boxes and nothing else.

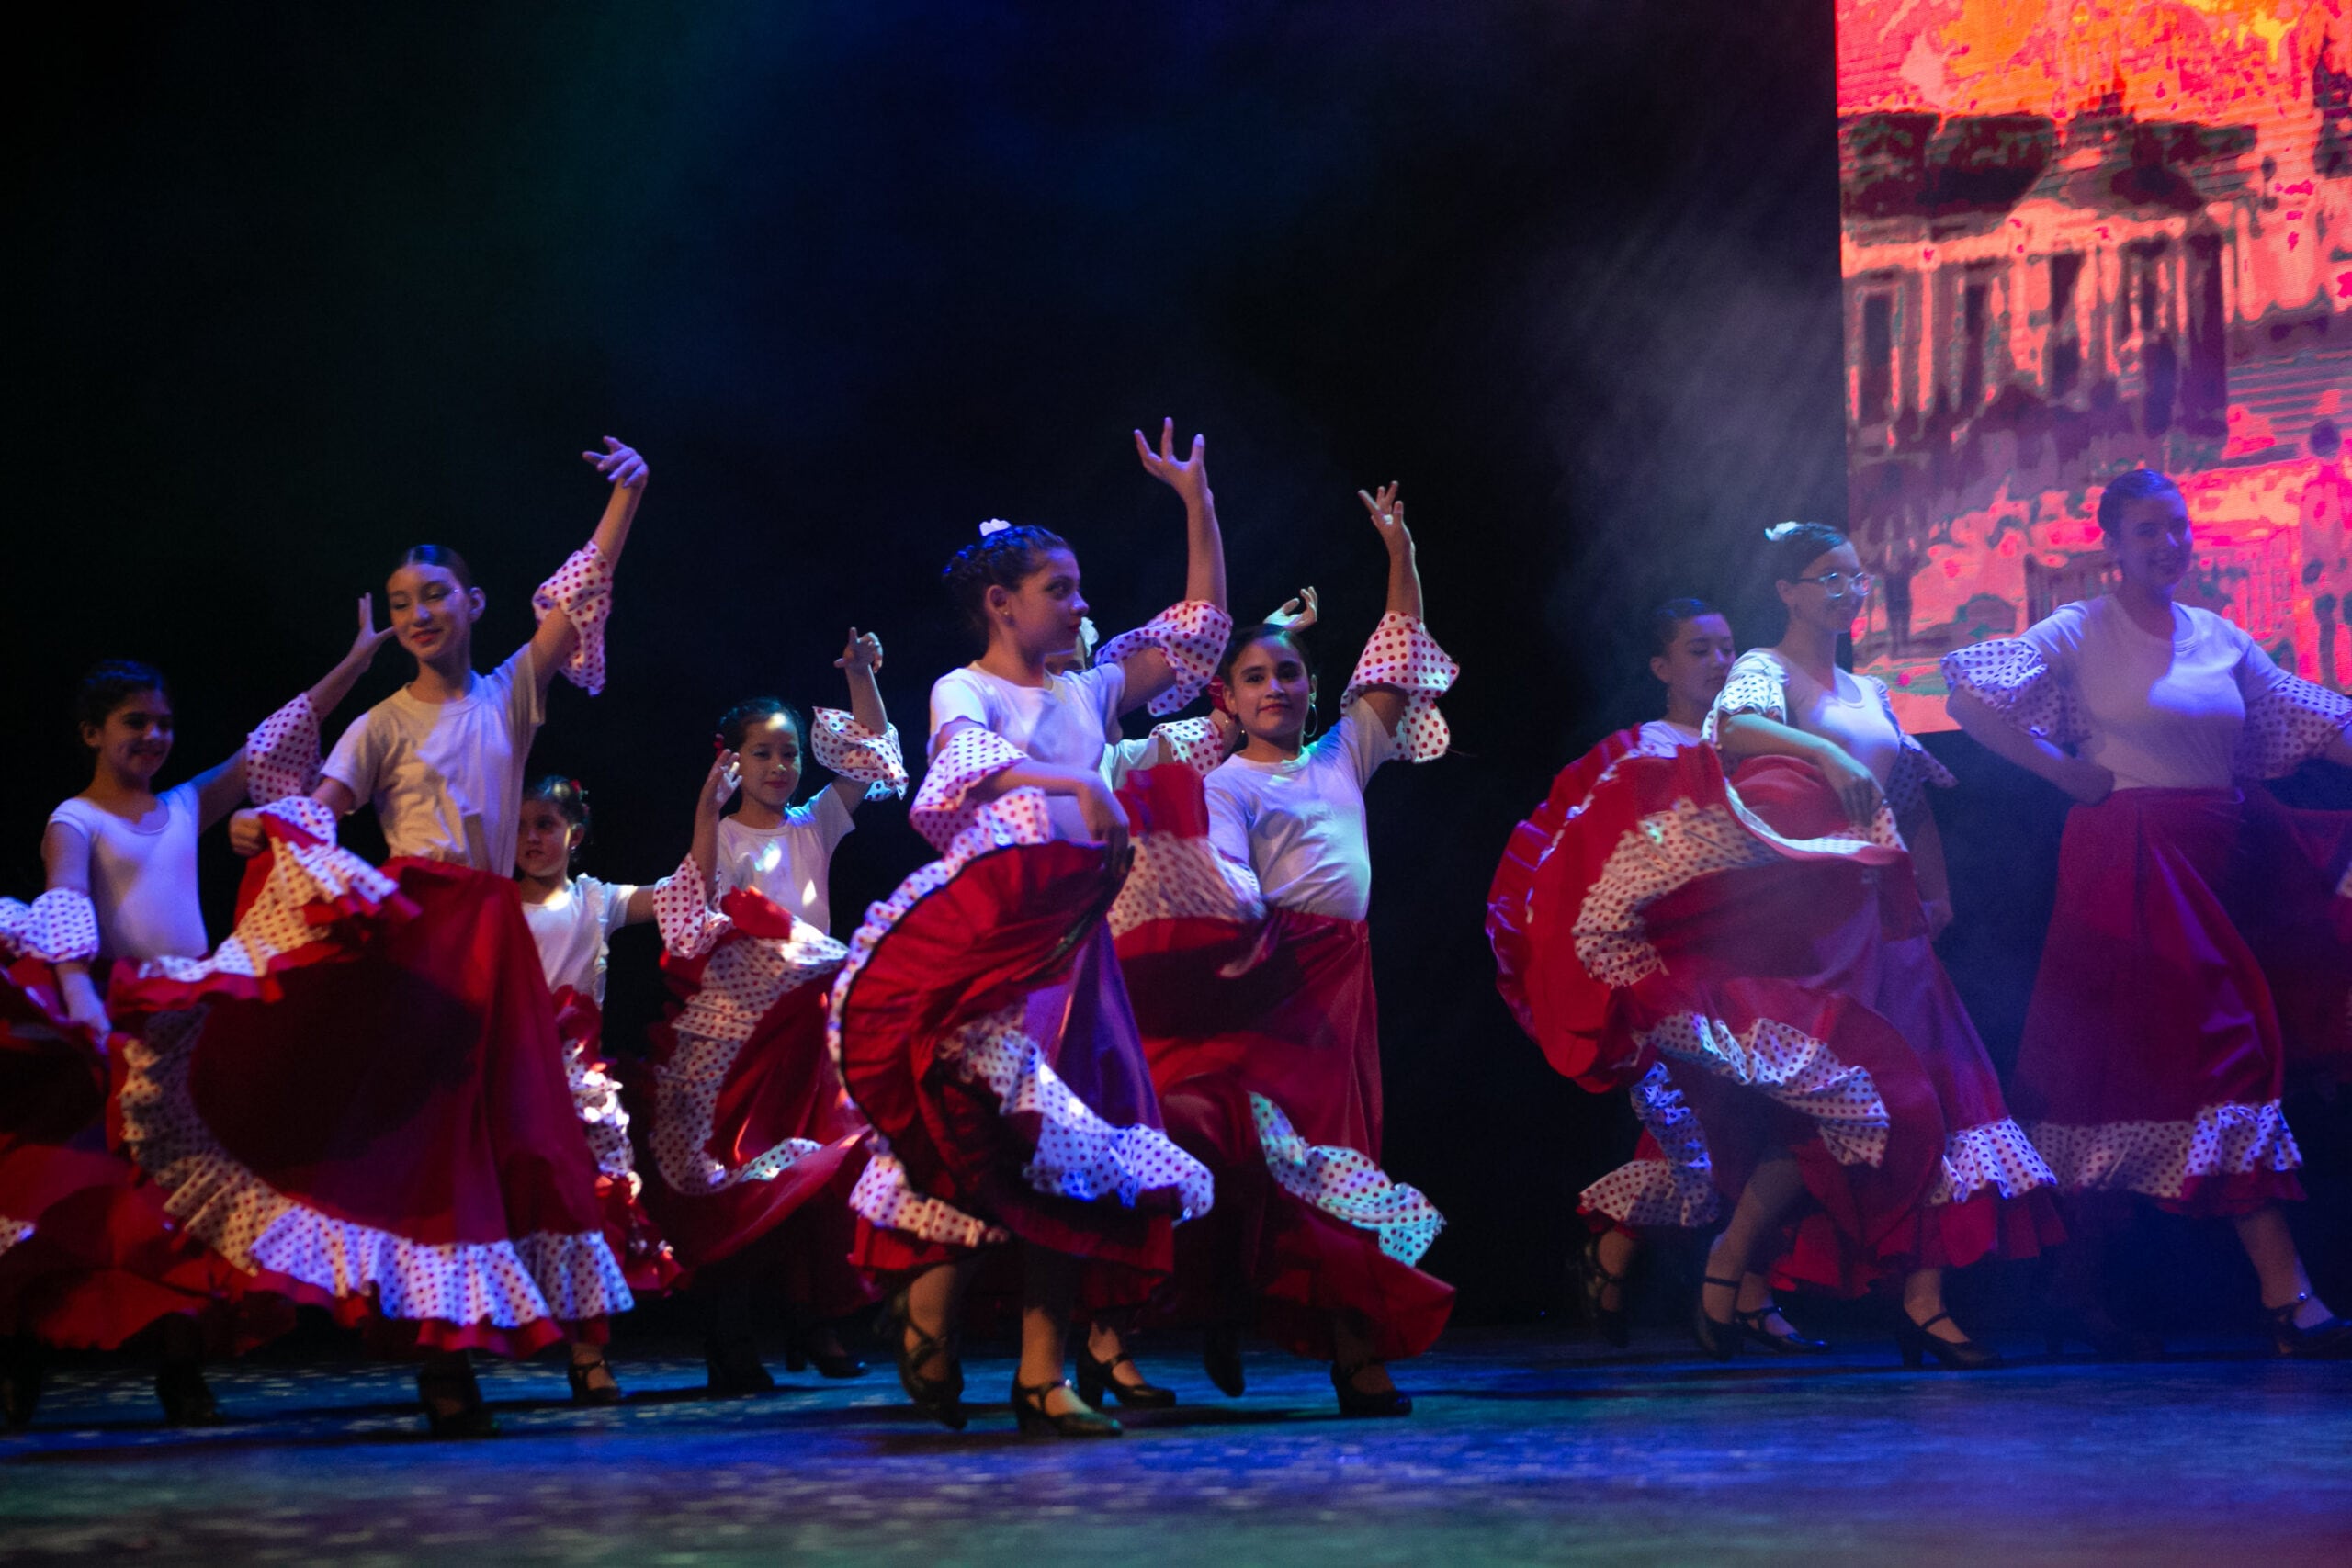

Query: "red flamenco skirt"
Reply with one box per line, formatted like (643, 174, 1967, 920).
(830, 805, 1212, 1311)
(550, 987, 681, 1296)
(628, 889, 871, 1320)
(109, 831, 632, 1359)
(2016, 788, 2316, 1216)
(1114, 765, 1452, 1361)
(0, 960, 290, 1353)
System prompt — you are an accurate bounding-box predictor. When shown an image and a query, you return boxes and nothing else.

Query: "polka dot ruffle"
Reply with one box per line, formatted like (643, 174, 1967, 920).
(243, 692, 322, 806)
(1341, 614, 1459, 762)
(2028, 1101, 2302, 1200)
(1928, 1117, 2057, 1205)
(908, 727, 1034, 852)
(0, 1216, 35, 1260)
(1094, 600, 1235, 717)
(2236, 670, 2352, 780)
(845, 1145, 1006, 1248)
(1250, 1091, 1443, 1263)
(0, 888, 99, 965)
(811, 708, 909, 801)
(1575, 800, 1792, 987)
(116, 1008, 633, 1328)
(531, 542, 613, 695)
(1106, 824, 1263, 939)
(1939, 639, 2085, 747)
(1639, 1009, 1892, 1168)
(1148, 716, 1227, 778)
(1578, 1062, 1721, 1228)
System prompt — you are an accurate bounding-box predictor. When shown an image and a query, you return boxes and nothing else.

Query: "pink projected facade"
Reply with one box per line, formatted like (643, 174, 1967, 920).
(1838, 2, 2352, 728)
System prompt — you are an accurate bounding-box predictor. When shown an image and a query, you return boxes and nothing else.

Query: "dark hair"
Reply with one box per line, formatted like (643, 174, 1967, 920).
(523, 774, 593, 863)
(1645, 597, 1722, 657)
(1216, 623, 1312, 686)
(718, 696, 808, 754)
(394, 543, 478, 590)
(942, 525, 1071, 645)
(76, 660, 171, 737)
(1760, 522, 1850, 586)
(2096, 468, 2183, 535)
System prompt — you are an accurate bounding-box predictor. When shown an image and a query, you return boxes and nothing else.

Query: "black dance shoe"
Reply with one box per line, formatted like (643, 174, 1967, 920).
(156, 1360, 226, 1427)
(1690, 1275, 1742, 1361)
(1202, 1323, 1247, 1398)
(1330, 1360, 1413, 1418)
(1076, 1342, 1177, 1410)
(1012, 1376, 1122, 1438)
(417, 1356, 499, 1439)
(888, 1288, 966, 1431)
(566, 1354, 626, 1407)
(1895, 1309, 2002, 1371)
(2267, 1294, 2352, 1359)
(1736, 1303, 1830, 1355)
(785, 1329, 867, 1381)
(1577, 1234, 1632, 1349)
(3, 1338, 45, 1429)
(703, 1333, 777, 1396)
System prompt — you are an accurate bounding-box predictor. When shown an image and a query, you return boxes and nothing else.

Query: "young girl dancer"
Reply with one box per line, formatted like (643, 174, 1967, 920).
(1109, 484, 1455, 1416)
(1490, 600, 1824, 1354)
(109, 437, 651, 1436)
(1703, 522, 2060, 1364)
(639, 639, 901, 1394)
(1945, 468, 2352, 1357)
(514, 775, 682, 1404)
(3, 616, 388, 1426)
(828, 418, 1227, 1438)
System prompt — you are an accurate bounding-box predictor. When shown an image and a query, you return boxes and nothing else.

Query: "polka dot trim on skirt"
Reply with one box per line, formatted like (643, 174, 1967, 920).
(1249, 1091, 1444, 1264)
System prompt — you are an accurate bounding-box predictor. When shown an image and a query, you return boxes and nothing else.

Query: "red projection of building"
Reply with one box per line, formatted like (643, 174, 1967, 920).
(1838, 1, 2352, 727)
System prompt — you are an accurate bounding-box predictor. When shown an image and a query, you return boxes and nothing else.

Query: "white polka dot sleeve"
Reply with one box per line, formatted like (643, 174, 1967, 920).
(1703, 650, 1791, 746)
(530, 542, 615, 695)
(2233, 657, 2352, 779)
(1094, 600, 1235, 717)
(243, 692, 322, 807)
(1871, 675, 1957, 820)
(910, 724, 1031, 852)
(1939, 637, 2086, 748)
(810, 708, 909, 801)
(1147, 716, 1228, 778)
(1340, 614, 1459, 763)
(0, 888, 100, 964)
(653, 856, 723, 960)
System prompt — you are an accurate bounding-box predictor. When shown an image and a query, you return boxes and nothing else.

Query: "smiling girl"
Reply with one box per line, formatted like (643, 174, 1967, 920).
(107, 437, 652, 1436)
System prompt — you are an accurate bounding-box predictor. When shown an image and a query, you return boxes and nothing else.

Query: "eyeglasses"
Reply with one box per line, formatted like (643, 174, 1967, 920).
(1792, 570, 1872, 595)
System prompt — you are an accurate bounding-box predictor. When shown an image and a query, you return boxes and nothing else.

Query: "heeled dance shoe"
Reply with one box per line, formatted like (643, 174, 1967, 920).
(2266, 1293, 2352, 1359)
(416, 1356, 499, 1439)
(1202, 1323, 1247, 1398)
(566, 1354, 626, 1407)
(888, 1287, 966, 1431)
(1330, 1360, 1412, 1417)
(1011, 1376, 1122, 1438)
(156, 1360, 227, 1427)
(1577, 1235, 1632, 1349)
(1894, 1309, 2002, 1371)
(1690, 1275, 1742, 1361)
(703, 1332, 778, 1396)
(1076, 1342, 1177, 1410)
(1735, 1303, 1829, 1355)
(784, 1328, 868, 1381)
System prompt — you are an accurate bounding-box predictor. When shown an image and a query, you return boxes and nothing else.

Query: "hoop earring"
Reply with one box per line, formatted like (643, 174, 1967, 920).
(1301, 696, 1320, 743)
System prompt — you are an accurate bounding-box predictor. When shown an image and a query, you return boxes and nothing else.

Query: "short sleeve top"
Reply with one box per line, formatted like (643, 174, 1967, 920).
(47, 782, 209, 962)
(928, 662, 1126, 842)
(520, 873, 638, 1003)
(322, 646, 544, 873)
(1203, 698, 1396, 922)
(715, 790, 857, 933)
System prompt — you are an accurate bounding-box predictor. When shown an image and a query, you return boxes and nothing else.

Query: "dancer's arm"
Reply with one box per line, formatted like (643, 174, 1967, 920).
(1353, 484, 1423, 738)
(1946, 690, 2113, 804)
(526, 436, 649, 703)
(689, 750, 741, 903)
(940, 719, 1130, 861)
(40, 824, 108, 1037)
(198, 596, 395, 830)
(827, 628, 891, 815)
(1114, 418, 1227, 714)
(1713, 709, 1886, 827)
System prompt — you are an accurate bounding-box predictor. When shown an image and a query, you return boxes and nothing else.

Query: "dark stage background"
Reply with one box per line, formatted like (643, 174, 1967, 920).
(8, 2, 2346, 1332)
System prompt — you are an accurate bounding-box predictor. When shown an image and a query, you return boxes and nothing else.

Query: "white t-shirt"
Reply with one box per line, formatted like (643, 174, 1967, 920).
(322, 647, 544, 873)
(930, 662, 1125, 842)
(715, 791, 856, 933)
(47, 782, 209, 962)
(1637, 718, 1705, 751)
(521, 874, 638, 1003)
(1723, 649, 1905, 789)
(2020, 595, 2289, 792)
(1204, 699, 1396, 922)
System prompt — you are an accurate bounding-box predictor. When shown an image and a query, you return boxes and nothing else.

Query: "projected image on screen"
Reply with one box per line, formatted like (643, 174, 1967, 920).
(1838, 2, 2352, 728)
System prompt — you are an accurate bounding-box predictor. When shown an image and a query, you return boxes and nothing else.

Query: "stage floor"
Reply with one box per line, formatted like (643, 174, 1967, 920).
(5, 1326, 2351, 1565)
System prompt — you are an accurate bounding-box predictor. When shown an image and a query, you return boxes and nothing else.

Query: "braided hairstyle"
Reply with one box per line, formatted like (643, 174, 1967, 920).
(2095, 468, 2182, 535)
(523, 774, 592, 866)
(942, 524, 1071, 649)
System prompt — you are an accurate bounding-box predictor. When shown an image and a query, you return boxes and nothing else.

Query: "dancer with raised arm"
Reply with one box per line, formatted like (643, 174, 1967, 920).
(1946, 468, 2352, 1358)
(639, 640, 903, 1395)
(1, 626, 384, 1427)
(1110, 484, 1455, 1416)
(829, 418, 1227, 1438)
(107, 438, 653, 1436)
(1491, 600, 1824, 1354)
